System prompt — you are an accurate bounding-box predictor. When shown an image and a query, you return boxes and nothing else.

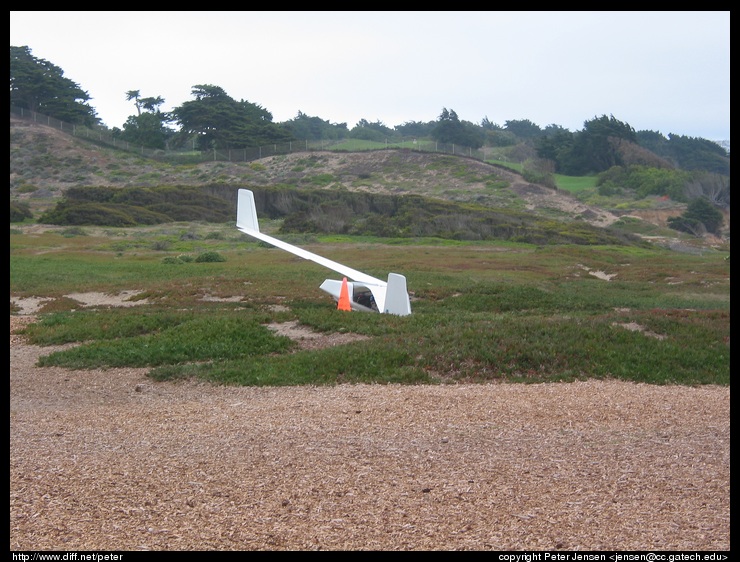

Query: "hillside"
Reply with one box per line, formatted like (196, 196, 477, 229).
(10, 115, 726, 250)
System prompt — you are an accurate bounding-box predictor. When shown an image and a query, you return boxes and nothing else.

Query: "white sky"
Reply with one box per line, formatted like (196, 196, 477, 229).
(10, 11, 730, 141)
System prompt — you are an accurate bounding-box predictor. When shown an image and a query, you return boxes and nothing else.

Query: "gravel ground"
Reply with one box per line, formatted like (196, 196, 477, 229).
(10, 314, 730, 551)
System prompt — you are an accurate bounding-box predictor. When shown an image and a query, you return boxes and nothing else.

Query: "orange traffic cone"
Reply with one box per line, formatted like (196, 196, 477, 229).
(337, 277, 352, 311)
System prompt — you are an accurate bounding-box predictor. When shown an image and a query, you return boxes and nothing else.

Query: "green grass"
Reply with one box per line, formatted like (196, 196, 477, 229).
(486, 160, 599, 194)
(11, 226, 730, 387)
(327, 139, 435, 152)
(553, 174, 598, 193)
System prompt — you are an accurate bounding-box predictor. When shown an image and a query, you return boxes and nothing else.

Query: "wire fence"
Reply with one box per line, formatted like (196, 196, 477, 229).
(10, 105, 491, 164)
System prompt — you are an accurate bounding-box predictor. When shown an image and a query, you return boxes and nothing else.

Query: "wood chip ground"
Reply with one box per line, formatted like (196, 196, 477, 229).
(10, 315, 730, 551)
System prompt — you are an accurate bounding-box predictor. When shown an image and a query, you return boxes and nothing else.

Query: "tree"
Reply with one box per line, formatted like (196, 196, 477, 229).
(485, 129, 518, 147)
(636, 129, 668, 154)
(664, 134, 730, 175)
(576, 115, 637, 173)
(635, 131, 729, 175)
(170, 85, 292, 150)
(504, 119, 542, 139)
(535, 130, 574, 168)
(480, 116, 503, 131)
(542, 123, 570, 137)
(431, 108, 484, 149)
(120, 91, 173, 149)
(282, 111, 348, 141)
(395, 120, 436, 138)
(536, 115, 638, 175)
(349, 119, 399, 142)
(10, 46, 98, 126)
(126, 90, 143, 115)
(126, 90, 166, 116)
(121, 113, 173, 150)
(667, 197, 724, 236)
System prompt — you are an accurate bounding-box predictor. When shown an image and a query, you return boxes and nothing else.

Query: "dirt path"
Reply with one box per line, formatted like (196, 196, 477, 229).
(10, 313, 730, 551)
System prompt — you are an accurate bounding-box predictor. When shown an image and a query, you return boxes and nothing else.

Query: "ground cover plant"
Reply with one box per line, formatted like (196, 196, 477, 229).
(11, 224, 730, 387)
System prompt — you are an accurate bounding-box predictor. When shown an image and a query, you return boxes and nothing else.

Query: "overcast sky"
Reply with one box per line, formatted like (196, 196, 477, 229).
(10, 11, 730, 141)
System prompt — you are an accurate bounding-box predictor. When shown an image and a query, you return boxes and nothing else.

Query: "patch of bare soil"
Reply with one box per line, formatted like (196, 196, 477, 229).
(511, 182, 621, 228)
(10, 309, 730, 551)
(266, 319, 369, 351)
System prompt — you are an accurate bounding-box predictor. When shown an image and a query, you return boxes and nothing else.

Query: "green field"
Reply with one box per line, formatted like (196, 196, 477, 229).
(10, 223, 730, 387)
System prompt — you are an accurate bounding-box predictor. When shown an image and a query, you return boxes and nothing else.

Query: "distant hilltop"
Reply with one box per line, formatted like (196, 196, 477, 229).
(714, 140, 730, 153)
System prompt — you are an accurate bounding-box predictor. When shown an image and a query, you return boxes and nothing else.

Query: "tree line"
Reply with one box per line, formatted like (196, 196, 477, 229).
(10, 45, 730, 234)
(11, 46, 729, 169)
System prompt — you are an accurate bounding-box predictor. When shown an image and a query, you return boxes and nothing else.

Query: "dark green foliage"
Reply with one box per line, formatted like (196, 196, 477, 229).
(39, 201, 169, 226)
(115, 90, 174, 149)
(537, 115, 644, 175)
(38, 185, 233, 226)
(120, 111, 172, 150)
(194, 251, 226, 262)
(431, 108, 485, 149)
(637, 131, 730, 175)
(584, 114, 637, 143)
(504, 119, 543, 139)
(10, 200, 33, 222)
(485, 129, 518, 147)
(667, 197, 724, 235)
(169, 84, 293, 150)
(597, 165, 689, 201)
(10, 46, 98, 126)
(394, 120, 436, 138)
(282, 111, 349, 141)
(349, 119, 398, 142)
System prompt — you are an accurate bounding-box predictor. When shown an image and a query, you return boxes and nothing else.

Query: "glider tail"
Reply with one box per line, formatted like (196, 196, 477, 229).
(236, 188, 261, 233)
(384, 273, 412, 316)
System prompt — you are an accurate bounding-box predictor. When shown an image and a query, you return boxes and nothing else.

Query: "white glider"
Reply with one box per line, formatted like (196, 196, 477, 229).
(236, 189, 412, 316)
